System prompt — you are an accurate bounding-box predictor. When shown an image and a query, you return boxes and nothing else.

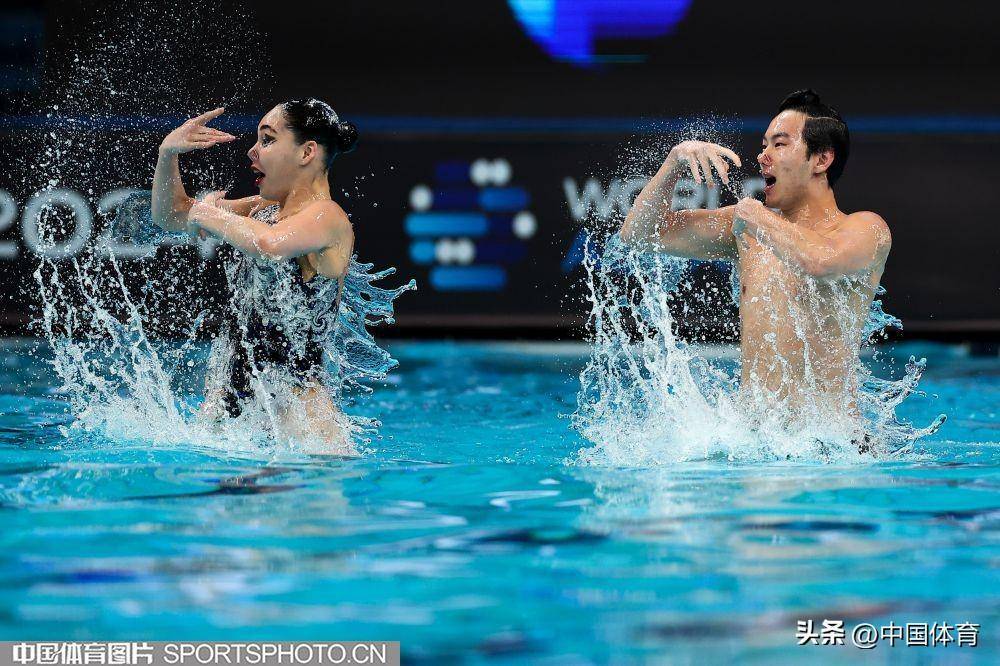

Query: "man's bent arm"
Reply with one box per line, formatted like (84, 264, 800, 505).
(620, 155, 683, 247)
(737, 202, 891, 278)
(620, 142, 739, 260)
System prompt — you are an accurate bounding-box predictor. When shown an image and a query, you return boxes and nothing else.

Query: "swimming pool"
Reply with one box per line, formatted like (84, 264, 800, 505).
(1, 339, 997, 661)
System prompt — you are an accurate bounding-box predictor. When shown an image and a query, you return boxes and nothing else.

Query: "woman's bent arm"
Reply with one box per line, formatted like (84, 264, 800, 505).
(188, 200, 346, 264)
(150, 108, 236, 232)
(150, 150, 193, 232)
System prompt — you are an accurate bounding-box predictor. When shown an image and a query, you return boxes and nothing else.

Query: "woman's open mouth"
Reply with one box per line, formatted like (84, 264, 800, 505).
(251, 166, 265, 188)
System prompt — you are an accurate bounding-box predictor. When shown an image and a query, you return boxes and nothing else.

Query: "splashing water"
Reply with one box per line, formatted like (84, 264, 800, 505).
(573, 128, 945, 465)
(573, 237, 945, 465)
(33, 206, 415, 456)
(21, 2, 415, 457)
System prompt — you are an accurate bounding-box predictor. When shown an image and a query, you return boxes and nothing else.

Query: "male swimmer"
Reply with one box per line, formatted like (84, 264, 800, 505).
(621, 90, 891, 442)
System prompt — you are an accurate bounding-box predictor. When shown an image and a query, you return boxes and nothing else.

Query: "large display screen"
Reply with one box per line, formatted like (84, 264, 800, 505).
(1, 0, 997, 334)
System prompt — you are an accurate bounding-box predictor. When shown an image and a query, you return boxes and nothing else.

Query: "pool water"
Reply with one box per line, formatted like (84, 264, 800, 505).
(0, 339, 997, 662)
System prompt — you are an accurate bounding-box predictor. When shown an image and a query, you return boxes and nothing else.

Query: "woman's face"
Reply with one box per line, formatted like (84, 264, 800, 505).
(246, 105, 304, 201)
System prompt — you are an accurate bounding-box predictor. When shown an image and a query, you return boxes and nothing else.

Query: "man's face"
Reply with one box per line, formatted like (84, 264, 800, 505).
(757, 110, 812, 209)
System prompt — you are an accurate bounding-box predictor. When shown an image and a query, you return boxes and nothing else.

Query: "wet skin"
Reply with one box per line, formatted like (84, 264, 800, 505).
(621, 111, 891, 423)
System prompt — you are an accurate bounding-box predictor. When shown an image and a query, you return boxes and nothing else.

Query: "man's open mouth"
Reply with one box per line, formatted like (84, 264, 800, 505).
(763, 174, 777, 195)
(251, 166, 265, 187)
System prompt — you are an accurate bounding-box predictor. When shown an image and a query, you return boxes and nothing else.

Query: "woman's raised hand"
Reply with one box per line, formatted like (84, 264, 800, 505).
(159, 108, 236, 156)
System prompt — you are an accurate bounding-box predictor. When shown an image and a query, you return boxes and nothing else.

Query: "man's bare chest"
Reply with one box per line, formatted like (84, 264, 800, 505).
(734, 240, 870, 335)
(736, 241, 805, 307)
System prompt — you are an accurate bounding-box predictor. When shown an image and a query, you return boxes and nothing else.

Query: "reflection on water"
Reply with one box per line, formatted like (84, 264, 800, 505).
(1, 342, 997, 659)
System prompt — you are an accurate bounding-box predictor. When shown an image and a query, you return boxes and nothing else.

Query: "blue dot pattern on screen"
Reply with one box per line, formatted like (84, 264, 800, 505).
(405, 159, 535, 292)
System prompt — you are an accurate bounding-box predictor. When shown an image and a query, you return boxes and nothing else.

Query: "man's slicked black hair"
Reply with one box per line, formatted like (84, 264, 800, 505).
(777, 89, 850, 187)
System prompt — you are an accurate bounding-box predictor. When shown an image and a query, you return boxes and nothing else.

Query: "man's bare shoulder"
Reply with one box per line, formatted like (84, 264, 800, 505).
(845, 210, 891, 242)
(844, 211, 892, 261)
(846, 210, 890, 234)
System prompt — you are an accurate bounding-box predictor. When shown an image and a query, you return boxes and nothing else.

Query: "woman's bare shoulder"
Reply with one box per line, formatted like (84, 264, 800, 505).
(303, 199, 352, 230)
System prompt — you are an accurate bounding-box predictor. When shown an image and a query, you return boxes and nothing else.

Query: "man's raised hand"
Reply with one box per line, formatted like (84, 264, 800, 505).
(668, 141, 742, 187)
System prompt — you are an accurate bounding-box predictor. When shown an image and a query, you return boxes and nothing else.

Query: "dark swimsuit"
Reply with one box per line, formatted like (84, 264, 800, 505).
(221, 273, 327, 417)
(219, 207, 340, 418)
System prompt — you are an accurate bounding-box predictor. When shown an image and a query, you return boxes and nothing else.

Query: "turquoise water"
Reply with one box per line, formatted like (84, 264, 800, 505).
(1, 339, 997, 662)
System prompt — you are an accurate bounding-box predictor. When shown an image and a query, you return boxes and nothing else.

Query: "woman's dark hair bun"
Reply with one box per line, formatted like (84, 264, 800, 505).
(333, 120, 358, 154)
(281, 97, 357, 166)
